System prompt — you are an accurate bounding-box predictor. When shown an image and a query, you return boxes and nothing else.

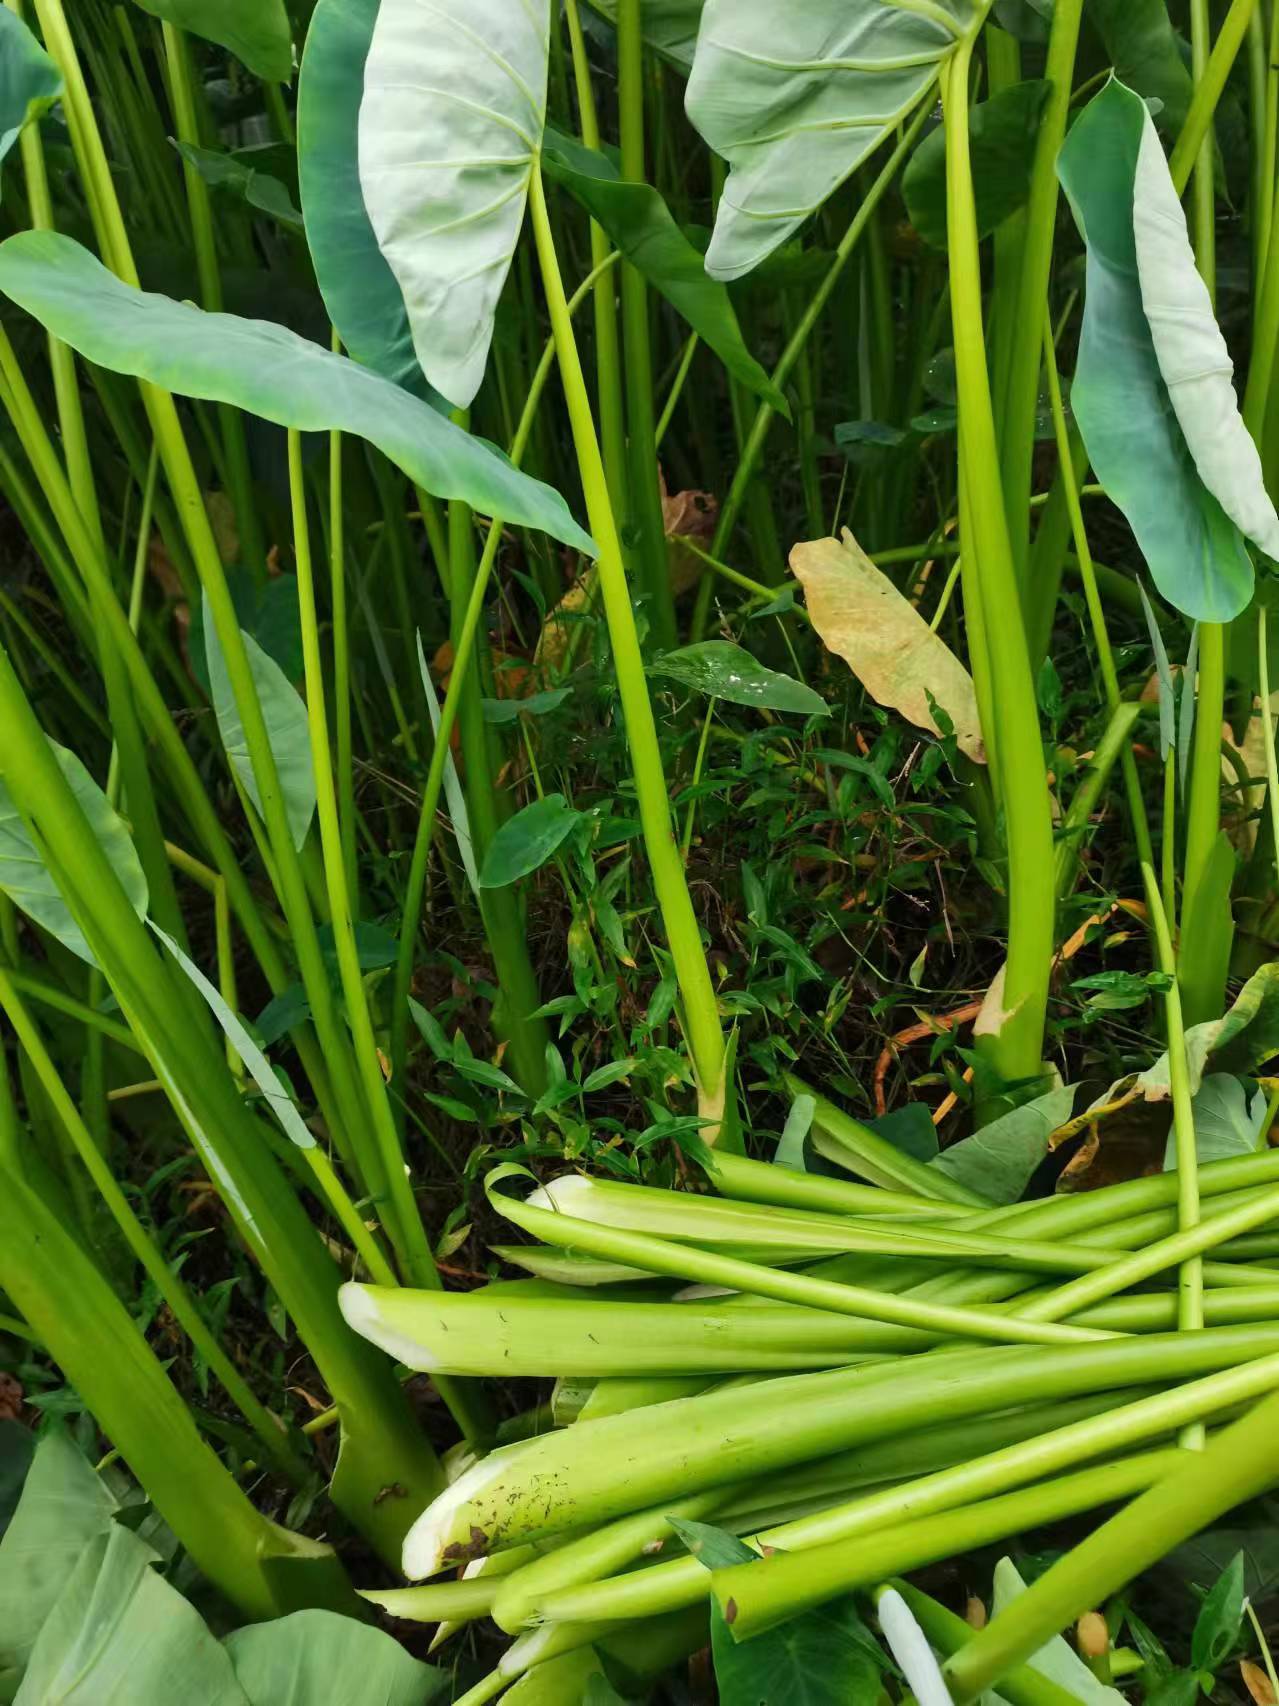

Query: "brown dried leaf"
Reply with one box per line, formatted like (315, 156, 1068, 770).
(0, 1371, 22, 1422)
(790, 529, 986, 762)
(535, 568, 597, 672)
(1241, 1660, 1277, 1706)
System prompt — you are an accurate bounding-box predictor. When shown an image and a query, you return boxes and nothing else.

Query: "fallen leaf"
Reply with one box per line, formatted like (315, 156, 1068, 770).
(1241, 1660, 1276, 1706)
(662, 474, 719, 598)
(0, 1371, 22, 1421)
(790, 529, 986, 762)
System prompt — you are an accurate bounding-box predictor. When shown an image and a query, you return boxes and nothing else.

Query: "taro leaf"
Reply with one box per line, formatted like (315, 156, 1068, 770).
(171, 141, 302, 231)
(297, 0, 433, 397)
(483, 687, 572, 724)
(993, 0, 1053, 44)
(930, 1082, 1075, 1204)
(710, 1592, 885, 1704)
(226, 1609, 446, 1706)
(15, 1523, 247, 1706)
(1165, 1514, 1279, 1604)
(0, 742, 148, 966)
(541, 125, 787, 414)
(358, 0, 549, 409)
(1190, 1552, 1246, 1675)
(1139, 581, 1175, 760)
(1210, 960, 1279, 1074)
(0, 233, 593, 554)
(990, 1559, 1127, 1706)
(479, 794, 582, 889)
(791, 530, 985, 760)
(903, 80, 1050, 248)
(649, 640, 827, 716)
(1087, 0, 1193, 136)
(153, 926, 316, 1151)
(583, 0, 704, 71)
(188, 569, 303, 695)
(0, 8, 60, 168)
(871, 1102, 939, 1163)
(128, 0, 292, 84)
(203, 592, 316, 850)
(1057, 81, 1254, 622)
(0, 1432, 117, 1677)
(685, 0, 983, 281)
(1133, 108, 1279, 561)
(1163, 1075, 1266, 1171)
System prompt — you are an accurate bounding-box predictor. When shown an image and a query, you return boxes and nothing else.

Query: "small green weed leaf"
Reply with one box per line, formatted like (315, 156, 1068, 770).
(297, 0, 432, 396)
(153, 927, 316, 1151)
(649, 641, 827, 716)
(710, 1590, 884, 1704)
(255, 984, 309, 1048)
(582, 1059, 638, 1093)
(482, 687, 572, 724)
(358, 0, 547, 408)
(317, 921, 399, 973)
(0, 1433, 117, 1676)
(451, 1058, 525, 1096)
(990, 1559, 1127, 1706)
(17, 1523, 246, 1706)
(171, 141, 302, 231)
(668, 1517, 756, 1569)
(408, 1000, 453, 1063)
(1139, 581, 1176, 760)
(904, 80, 1049, 248)
(813, 750, 896, 810)
(542, 125, 787, 414)
(0, 743, 147, 966)
(834, 420, 909, 464)
(0, 8, 60, 168)
(226, 1609, 446, 1705)
(479, 794, 582, 889)
(930, 1083, 1075, 1204)
(129, 0, 292, 82)
(1190, 1551, 1246, 1674)
(582, 0, 703, 72)
(203, 594, 316, 850)
(1057, 81, 1255, 621)
(1141, 1671, 1201, 1706)
(0, 234, 592, 554)
(686, 0, 982, 280)
(1088, 0, 1193, 135)
(417, 634, 479, 896)
(1164, 1075, 1267, 1170)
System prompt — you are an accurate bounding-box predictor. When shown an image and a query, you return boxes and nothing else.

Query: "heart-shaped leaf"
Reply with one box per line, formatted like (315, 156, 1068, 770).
(479, 794, 582, 889)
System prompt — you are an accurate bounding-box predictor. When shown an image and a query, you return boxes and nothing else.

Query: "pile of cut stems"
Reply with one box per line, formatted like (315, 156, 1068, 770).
(338, 1132, 1279, 1702)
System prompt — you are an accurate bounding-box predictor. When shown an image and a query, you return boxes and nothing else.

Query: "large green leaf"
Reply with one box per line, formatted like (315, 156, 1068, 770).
(16, 1524, 247, 1705)
(1087, 0, 1192, 136)
(1164, 1075, 1267, 1170)
(171, 141, 302, 232)
(1132, 107, 1279, 561)
(903, 80, 1049, 248)
(203, 592, 316, 851)
(0, 1434, 117, 1681)
(685, 0, 982, 281)
(542, 126, 786, 413)
(0, 8, 60, 169)
(0, 742, 148, 966)
(128, 0, 292, 83)
(1057, 80, 1254, 622)
(226, 1610, 446, 1705)
(358, 0, 549, 408)
(710, 1591, 884, 1703)
(0, 232, 593, 554)
(929, 1082, 1075, 1204)
(583, 0, 704, 71)
(297, 0, 431, 396)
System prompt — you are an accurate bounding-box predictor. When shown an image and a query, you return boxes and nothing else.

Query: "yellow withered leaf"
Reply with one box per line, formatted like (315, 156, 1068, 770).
(790, 529, 986, 763)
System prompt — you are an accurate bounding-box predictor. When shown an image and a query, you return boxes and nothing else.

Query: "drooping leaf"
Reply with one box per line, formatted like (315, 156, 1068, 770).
(0, 8, 60, 169)
(1164, 1075, 1267, 1171)
(1087, 0, 1192, 136)
(583, 0, 704, 71)
(297, 0, 432, 396)
(790, 530, 986, 760)
(0, 1433, 117, 1679)
(989, 1559, 1127, 1706)
(479, 795, 582, 889)
(1132, 108, 1279, 561)
(358, 0, 549, 408)
(203, 592, 316, 851)
(648, 640, 827, 716)
(903, 80, 1049, 248)
(929, 1082, 1075, 1203)
(153, 926, 316, 1152)
(171, 141, 302, 231)
(226, 1609, 446, 1706)
(775, 1092, 816, 1169)
(1056, 81, 1254, 622)
(0, 742, 148, 966)
(686, 0, 983, 281)
(127, 0, 292, 83)
(16, 1523, 247, 1706)
(188, 569, 303, 695)
(541, 125, 787, 414)
(0, 233, 594, 555)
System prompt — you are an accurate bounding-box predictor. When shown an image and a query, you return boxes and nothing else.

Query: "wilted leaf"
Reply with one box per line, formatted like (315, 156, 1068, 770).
(790, 530, 985, 761)
(649, 641, 827, 717)
(1241, 1660, 1276, 1705)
